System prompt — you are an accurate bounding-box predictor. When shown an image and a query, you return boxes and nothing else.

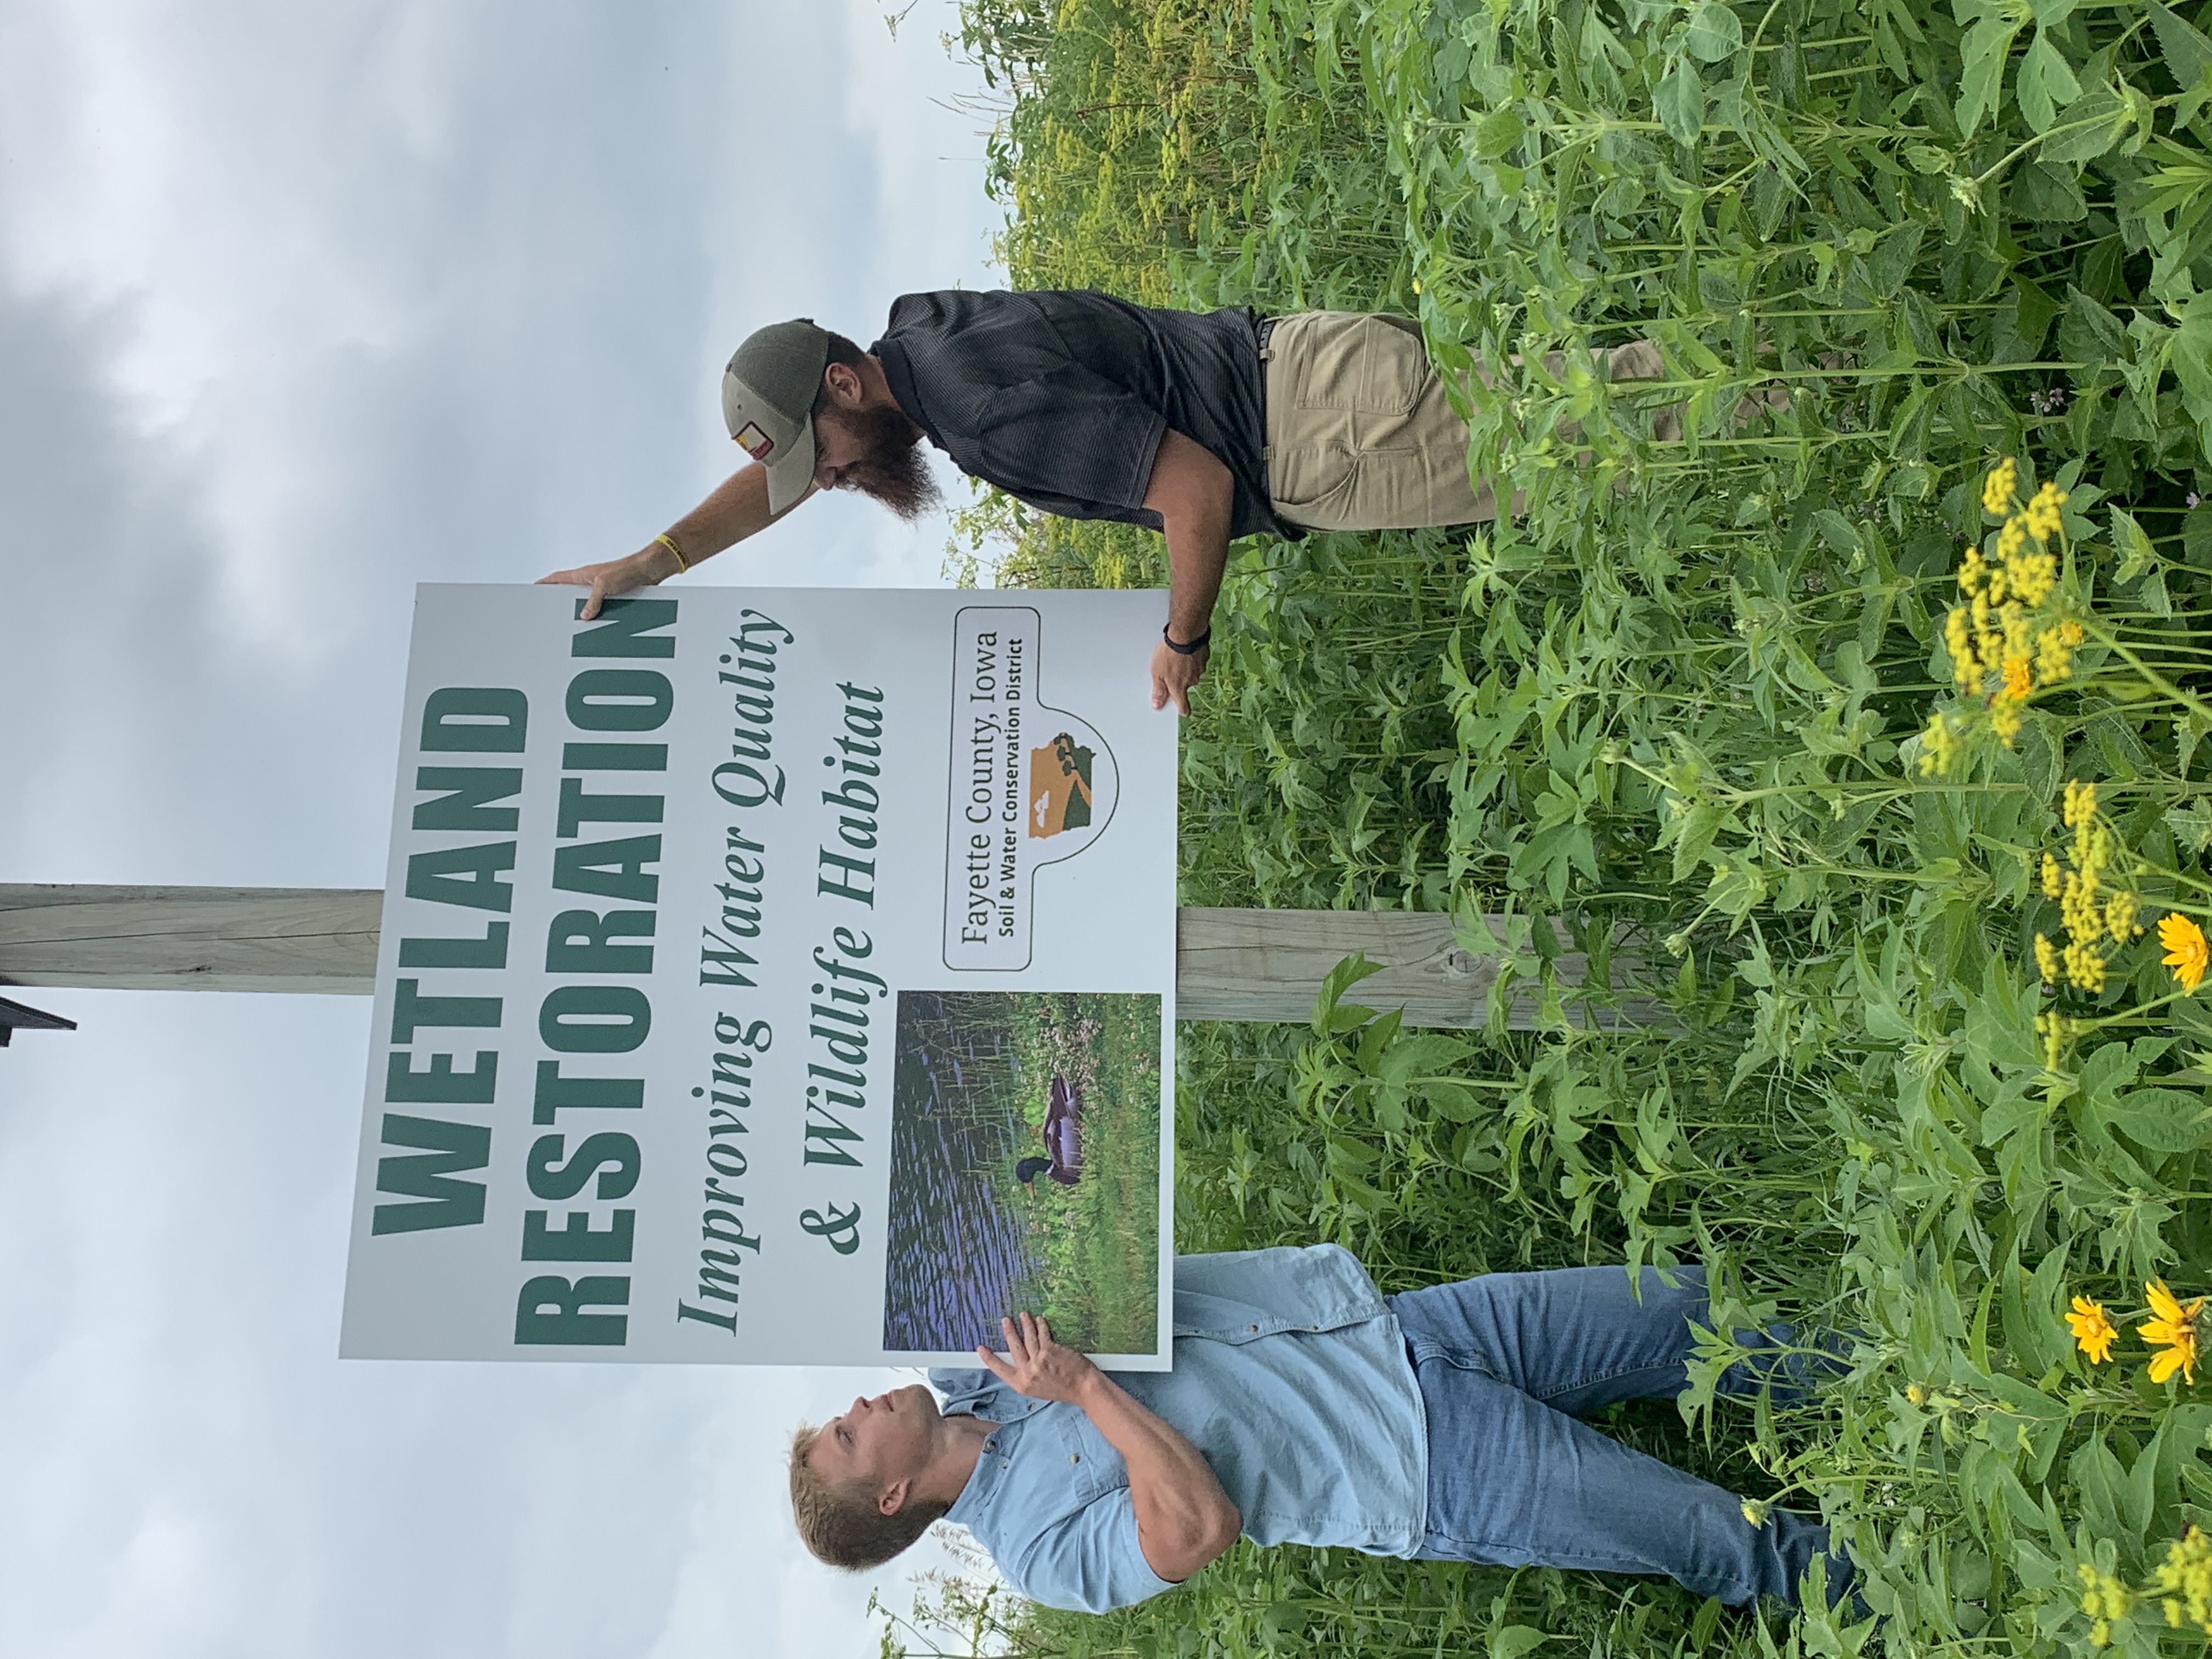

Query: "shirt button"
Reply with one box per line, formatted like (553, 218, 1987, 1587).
(1070, 1453, 1081, 1464)
(1248, 1324, 1259, 1333)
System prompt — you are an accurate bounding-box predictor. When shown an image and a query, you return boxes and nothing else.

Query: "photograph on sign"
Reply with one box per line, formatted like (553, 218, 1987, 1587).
(339, 584, 1176, 1368)
(883, 989, 1161, 1356)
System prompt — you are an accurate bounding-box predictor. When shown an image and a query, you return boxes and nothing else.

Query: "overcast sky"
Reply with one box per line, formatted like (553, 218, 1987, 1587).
(0, 2, 1007, 1653)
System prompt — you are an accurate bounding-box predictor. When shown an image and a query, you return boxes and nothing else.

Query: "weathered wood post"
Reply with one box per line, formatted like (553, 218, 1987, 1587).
(0, 885, 1656, 1030)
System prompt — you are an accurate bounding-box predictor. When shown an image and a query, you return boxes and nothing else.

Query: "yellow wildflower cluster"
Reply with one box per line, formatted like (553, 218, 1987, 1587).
(2034, 781, 2141, 995)
(2155, 1528, 2212, 1634)
(2064, 1282, 2211, 1384)
(2080, 1560, 2137, 1646)
(1922, 458, 2081, 771)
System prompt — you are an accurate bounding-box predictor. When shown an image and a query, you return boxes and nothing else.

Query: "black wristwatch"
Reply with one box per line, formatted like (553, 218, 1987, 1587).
(1163, 623, 1211, 656)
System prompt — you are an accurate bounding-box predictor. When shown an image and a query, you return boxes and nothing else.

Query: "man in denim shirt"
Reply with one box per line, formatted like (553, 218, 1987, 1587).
(790, 1244, 1853, 1614)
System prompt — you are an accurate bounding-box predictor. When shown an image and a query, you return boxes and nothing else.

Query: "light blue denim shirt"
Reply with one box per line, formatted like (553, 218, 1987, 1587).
(930, 1244, 1427, 1613)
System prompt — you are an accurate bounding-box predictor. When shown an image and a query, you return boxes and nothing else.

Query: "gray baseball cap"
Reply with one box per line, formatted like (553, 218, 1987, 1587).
(721, 319, 830, 514)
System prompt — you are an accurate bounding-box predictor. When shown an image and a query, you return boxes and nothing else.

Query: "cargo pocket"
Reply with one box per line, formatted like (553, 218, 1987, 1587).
(1283, 312, 1430, 417)
(1267, 441, 1359, 528)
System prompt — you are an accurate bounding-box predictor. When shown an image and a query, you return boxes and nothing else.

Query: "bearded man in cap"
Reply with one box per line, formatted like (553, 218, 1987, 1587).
(540, 294, 1682, 714)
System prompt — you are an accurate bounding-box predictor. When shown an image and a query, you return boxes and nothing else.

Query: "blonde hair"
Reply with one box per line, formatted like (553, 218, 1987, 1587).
(787, 1421, 950, 1570)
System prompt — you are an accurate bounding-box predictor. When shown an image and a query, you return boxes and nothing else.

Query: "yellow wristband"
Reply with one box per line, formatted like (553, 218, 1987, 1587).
(654, 532, 689, 573)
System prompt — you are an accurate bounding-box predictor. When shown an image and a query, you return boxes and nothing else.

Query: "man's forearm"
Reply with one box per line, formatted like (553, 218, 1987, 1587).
(1164, 516, 1228, 642)
(663, 461, 779, 570)
(1074, 1369, 1239, 1580)
(1141, 428, 1233, 642)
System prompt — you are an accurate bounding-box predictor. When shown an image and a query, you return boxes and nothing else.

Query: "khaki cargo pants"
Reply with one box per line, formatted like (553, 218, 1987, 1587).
(1261, 311, 1681, 532)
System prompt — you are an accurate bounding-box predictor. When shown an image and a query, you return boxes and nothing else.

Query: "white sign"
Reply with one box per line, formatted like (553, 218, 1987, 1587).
(341, 585, 1176, 1368)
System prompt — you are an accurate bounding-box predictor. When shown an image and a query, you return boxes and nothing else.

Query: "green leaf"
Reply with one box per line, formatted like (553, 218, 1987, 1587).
(1657, 57, 1706, 148)
(1685, 2, 1743, 63)
(1669, 799, 1725, 882)
(2017, 33, 2081, 133)
(1312, 952, 1386, 1036)
(2170, 291, 2212, 455)
(2153, 1, 2212, 94)
(2167, 799, 2212, 854)
(2106, 1086, 2212, 1153)
(1955, 15, 2025, 141)
(1866, 222, 1927, 296)
(2060, 287, 2126, 366)
(1375, 1031, 1474, 1085)
(2041, 85, 2124, 163)
(1474, 103, 1525, 160)
(1355, 1005, 1406, 1075)
(2113, 506, 2159, 583)
(1488, 1628, 1551, 1659)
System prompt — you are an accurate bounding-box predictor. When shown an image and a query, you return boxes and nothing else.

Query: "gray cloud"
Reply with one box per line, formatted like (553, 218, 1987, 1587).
(0, 1, 1006, 1652)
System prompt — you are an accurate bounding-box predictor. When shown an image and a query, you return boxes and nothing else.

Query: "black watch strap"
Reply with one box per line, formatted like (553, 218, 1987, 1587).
(1163, 623, 1211, 656)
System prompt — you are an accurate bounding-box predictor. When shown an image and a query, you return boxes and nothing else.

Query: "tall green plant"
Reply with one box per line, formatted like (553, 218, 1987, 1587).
(889, 1, 2212, 1654)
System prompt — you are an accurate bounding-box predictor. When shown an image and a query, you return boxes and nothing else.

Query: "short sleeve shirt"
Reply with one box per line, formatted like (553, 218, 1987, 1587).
(870, 289, 1295, 541)
(930, 1245, 1427, 1613)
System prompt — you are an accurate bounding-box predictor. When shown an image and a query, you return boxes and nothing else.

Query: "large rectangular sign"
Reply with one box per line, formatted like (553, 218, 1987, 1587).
(340, 585, 1175, 1367)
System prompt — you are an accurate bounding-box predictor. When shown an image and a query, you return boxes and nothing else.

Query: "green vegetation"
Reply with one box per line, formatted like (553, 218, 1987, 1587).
(890, 0, 2212, 1654)
(1002, 991, 1165, 1355)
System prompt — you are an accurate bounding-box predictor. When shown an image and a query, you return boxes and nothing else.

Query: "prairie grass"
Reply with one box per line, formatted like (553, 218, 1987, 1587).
(887, 0, 2212, 1654)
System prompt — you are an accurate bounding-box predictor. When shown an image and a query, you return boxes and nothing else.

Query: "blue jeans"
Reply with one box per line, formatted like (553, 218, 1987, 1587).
(1390, 1265, 1853, 1609)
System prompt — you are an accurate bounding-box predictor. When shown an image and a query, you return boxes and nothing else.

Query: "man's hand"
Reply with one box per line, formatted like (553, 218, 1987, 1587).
(538, 542, 681, 621)
(1149, 637, 1211, 716)
(977, 1312, 1099, 1404)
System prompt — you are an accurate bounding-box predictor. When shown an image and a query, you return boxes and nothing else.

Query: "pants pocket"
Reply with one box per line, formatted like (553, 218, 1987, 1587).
(1282, 312, 1429, 416)
(1267, 441, 1358, 519)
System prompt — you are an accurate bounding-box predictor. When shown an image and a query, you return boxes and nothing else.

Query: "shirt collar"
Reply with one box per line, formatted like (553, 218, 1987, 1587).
(868, 334, 946, 452)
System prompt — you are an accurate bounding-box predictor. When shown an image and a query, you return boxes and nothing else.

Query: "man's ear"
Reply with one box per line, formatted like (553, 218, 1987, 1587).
(878, 1477, 910, 1518)
(822, 360, 864, 407)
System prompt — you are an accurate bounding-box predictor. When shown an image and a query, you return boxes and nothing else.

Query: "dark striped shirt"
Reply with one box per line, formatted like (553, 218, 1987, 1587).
(871, 289, 1290, 541)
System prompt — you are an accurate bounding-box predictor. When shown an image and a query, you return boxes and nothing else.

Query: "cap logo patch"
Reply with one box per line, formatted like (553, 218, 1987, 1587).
(736, 422, 775, 461)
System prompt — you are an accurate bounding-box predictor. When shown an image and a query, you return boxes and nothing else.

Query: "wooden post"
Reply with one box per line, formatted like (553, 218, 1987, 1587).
(0, 885, 382, 995)
(0, 886, 1657, 1030)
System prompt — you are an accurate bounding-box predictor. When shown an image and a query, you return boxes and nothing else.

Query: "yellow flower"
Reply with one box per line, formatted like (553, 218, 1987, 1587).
(2064, 938, 2107, 994)
(2000, 654, 2032, 702)
(1739, 1497, 1769, 1527)
(1983, 456, 2018, 517)
(1905, 1383, 1927, 1404)
(2161, 913, 2209, 995)
(2081, 1560, 2136, 1647)
(2068, 1295, 2118, 1363)
(2042, 853, 2065, 900)
(2036, 1010, 2071, 1068)
(2035, 933, 2061, 983)
(2140, 1279, 2205, 1384)
(2064, 778, 2098, 829)
(1918, 709, 1961, 776)
(2107, 891, 2140, 944)
(2154, 1527, 2212, 1634)
(1944, 607, 1979, 687)
(2036, 618, 2080, 685)
(2022, 480, 2068, 539)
